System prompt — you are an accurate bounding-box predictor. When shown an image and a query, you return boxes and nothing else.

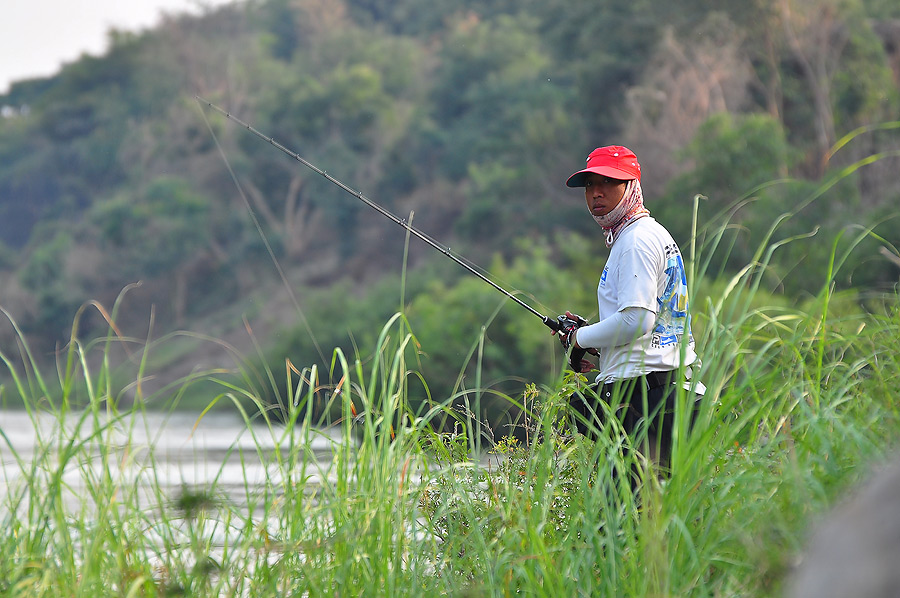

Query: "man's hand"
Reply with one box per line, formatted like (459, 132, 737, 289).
(552, 311, 597, 372)
(553, 311, 587, 350)
(552, 311, 599, 372)
(569, 348, 596, 373)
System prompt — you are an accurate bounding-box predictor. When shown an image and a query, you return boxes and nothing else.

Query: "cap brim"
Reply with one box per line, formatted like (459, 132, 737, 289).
(565, 166, 637, 187)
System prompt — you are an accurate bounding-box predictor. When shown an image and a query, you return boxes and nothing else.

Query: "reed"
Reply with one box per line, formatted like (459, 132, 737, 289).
(1, 206, 898, 596)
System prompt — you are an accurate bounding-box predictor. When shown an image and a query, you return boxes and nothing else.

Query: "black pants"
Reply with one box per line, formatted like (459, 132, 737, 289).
(569, 370, 686, 464)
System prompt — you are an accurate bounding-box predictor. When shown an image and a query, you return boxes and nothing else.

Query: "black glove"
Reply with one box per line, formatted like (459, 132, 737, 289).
(568, 346, 587, 372)
(556, 313, 587, 351)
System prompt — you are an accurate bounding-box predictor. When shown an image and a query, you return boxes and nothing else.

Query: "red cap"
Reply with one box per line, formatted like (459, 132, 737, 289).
(566, 145, 641, 187)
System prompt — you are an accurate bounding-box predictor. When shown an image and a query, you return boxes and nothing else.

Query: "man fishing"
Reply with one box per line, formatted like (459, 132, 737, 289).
(554, 145, 703, 466)
(198, 101, 702, 457)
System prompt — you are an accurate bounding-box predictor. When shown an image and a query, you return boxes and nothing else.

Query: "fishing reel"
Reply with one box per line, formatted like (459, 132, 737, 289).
(556, 313, 587, 349)
(557, 313, 587, 331)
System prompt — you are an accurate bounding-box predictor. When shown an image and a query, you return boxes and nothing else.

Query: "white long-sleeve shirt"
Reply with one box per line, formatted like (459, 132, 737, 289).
(574, 217, 700, 385)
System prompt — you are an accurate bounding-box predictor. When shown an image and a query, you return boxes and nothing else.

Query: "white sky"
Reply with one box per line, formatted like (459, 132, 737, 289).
(0, 0, 237, 94)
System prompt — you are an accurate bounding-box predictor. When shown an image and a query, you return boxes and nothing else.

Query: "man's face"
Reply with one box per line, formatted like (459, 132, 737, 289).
(584, 173, 628, 218)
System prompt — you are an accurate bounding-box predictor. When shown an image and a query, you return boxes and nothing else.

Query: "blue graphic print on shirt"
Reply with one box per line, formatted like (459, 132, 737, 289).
(654, 245, 690, 347)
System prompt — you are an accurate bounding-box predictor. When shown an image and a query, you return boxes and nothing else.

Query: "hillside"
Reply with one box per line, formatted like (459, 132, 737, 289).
(1, 0, 899, 410)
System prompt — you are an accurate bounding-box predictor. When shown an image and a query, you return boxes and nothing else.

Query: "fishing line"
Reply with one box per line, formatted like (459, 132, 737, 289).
(195, 96, 563, 332)
(194, 98, 328, 365)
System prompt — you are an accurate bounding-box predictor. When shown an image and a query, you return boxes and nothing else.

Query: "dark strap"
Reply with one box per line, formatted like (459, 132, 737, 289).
(595, 370, 676, 398)
(644, 370, 675, 390)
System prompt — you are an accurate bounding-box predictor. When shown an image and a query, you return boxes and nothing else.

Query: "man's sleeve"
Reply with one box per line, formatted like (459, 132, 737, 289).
(575, 306, 655, 349)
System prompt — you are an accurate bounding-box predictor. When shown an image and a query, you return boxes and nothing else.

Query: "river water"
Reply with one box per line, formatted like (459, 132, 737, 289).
(0, 408, 341, 513)
(0, 407, 357, 588)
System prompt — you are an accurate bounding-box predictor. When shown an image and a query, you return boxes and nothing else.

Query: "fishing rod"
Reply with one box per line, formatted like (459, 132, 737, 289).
(196, 96, 567, 333)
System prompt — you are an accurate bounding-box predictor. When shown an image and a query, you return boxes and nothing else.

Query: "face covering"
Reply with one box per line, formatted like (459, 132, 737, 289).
(591, 179, 650, 247)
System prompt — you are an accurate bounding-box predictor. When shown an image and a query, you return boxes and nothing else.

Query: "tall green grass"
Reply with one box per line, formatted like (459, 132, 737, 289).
(2, 208, 899, 597)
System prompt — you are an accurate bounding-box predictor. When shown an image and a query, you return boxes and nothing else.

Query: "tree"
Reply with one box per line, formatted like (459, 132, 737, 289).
(657, 112, 794, 251)
(778, 0, 847, 173)
(17, 230, 85, 342)
(622, 13, 756, 196)
(89, 178, 216, 325)
(430, 12, 566, 178)
(243, 26, 424, 259)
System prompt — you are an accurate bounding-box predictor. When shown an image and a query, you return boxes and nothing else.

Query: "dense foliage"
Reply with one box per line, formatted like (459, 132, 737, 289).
(1, 233, 899, 595)
(1, 0, 899, 412)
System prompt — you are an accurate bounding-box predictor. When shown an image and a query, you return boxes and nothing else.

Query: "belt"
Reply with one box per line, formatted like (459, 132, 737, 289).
(597, 370, 675, 394)
(643, 370, 675, 390)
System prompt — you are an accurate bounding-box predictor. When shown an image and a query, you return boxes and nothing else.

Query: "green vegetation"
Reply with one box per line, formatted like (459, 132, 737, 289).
(1, 0, 899, 409)
(1, 3, 899, 589)
(1, 210, 898, 596)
